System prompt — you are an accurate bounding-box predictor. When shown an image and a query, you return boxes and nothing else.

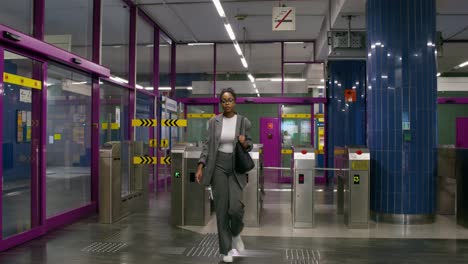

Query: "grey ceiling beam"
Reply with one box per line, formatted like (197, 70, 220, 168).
(137, 0, 314, 6)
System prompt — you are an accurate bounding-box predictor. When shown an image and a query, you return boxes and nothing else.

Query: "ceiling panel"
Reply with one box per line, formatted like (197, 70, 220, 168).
(140, 0, 327, 42)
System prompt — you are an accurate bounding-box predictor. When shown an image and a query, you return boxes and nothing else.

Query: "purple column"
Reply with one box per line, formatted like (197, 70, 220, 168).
(0, 48, 4, 236)
(90, 0, 102, 206)
(213, 43, 217, 98)
(170, 42, 176, 98)
(128, 5, 137, 140)
(33, 0, 45, 40)
(151, 27, 160, 192)
(92, 0, 102, 64)
(281, 42, 284, 95)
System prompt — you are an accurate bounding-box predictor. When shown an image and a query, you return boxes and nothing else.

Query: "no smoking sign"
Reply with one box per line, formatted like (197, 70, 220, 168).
(272, 7, 296, 31)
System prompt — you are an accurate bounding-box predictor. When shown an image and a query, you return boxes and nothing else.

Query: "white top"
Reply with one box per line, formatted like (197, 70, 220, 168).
(218, 115, 237, 153)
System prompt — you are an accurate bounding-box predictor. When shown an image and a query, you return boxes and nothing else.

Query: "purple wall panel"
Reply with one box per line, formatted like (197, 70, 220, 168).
(438, 98, 468, 104)
(456, 117, 468, 148)
(260, 118, 280, 167)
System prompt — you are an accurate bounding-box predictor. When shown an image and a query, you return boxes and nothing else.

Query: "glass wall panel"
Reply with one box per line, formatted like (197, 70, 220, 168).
(2, 51, 38, 237)
(284, 63, 325, 97)
(0, 0, 33, 35)
(100, 82, 130, 196)
(45, 0, 93, 60)
(217, 43, 281, 97)
(135, 92, 154, 144)
(136, 15, 154, 90)
(102, 0, 130, 81)
(159, 35, 171, 94)
(186, 105, 213, 143)
(176, 44, 213, 98)
(247, 43, 281, 97)
(46, 62, 92, 217)
(216, 44, 248, 97)
(284, 42, 314, 61)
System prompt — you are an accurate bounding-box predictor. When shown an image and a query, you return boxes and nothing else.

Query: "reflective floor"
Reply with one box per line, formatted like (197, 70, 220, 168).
(1, 186, 468, 263)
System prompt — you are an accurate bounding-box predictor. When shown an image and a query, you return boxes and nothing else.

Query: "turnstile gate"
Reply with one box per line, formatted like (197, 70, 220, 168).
(243, 144, 264, 227)
(292, 147, 315, 228)
(171, 143, 211, 226)
(340, 147, 370, 228)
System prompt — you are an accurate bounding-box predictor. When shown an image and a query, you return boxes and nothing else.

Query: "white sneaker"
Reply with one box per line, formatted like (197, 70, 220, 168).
(232, 235, 245, 252)
(222, 250, 234, 263)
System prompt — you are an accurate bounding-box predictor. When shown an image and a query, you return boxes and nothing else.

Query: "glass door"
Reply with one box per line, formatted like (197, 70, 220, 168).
(1, 49, 43, 238)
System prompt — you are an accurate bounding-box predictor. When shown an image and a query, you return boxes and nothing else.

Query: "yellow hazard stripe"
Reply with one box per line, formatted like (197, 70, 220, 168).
(160, 157, 171, 164)
(282, 113, 311, 119)
(162, 119, 187, 127)
(187, 113, 216, 118)
(281, 149, 293, 154)
(315, 114, 324, 118)
(132, 119, 157, 127)
(102, 123, 120, 130)
(3, 73, 42, 90)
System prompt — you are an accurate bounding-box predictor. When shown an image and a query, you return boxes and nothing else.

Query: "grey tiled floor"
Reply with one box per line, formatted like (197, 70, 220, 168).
(1, 191, 468, 264)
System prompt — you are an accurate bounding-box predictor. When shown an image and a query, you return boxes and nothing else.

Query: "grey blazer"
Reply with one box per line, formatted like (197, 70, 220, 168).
(198, 114, 253, 189)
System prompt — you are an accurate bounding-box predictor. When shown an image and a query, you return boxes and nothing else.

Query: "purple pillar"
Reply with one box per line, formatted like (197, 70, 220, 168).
(281, 42, 284, 95)
(33, 0, 45, 40)
(170, 42, 176, 98)
(128, 5, 137, 140)
(213, 43, 217, 98)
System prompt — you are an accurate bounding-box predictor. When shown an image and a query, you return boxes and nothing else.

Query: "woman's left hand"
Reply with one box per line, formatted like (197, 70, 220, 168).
(239, 135, 248, 149)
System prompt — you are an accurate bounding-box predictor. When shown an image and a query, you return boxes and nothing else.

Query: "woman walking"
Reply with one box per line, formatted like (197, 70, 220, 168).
(196, 88, 252, 263)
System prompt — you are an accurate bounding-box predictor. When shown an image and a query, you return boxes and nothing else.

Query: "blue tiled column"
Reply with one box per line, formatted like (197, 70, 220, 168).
(326, 61, 366, 181)
(367, 0, 437, 223)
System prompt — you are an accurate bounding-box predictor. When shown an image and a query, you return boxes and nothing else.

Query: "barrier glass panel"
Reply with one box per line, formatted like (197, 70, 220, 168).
(2, 51, 39, 237)
(46, 62, 92, 217)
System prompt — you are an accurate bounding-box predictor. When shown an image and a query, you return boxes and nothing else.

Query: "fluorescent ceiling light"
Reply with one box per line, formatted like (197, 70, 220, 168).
(212, 0, 226, 17)
(224, 23, 236, 41)
(257, 93, 260, 97)
(285, 42, 304, 44)
(316, 85, 325, 89)
(253, 83, 257, 88)
(187, 86, 193, 90)
(284, 62, 306, 65)
(320, 79, 325, 83)
(146, 44, 154, 48)
(71, 81, 87, 85)
(136, 84, 144, 89)
(110, 76, 128, 84)
(255, 88, 259, 93)
(188, 43, 214, 46)
(158, 87, 171, 90)
(437, 72, 441, 77)
(241, 57, 248, 68)
(247, 73, 255, 83)
(234, 42, 242, 56)
(270, 78, 306, 82)
(144, 87, 154, 90)
(458, 61, 468, 68)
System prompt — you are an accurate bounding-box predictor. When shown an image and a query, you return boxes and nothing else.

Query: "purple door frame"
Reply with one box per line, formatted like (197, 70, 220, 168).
(456, 117, 468, 148)
(260, 118, 281, 167)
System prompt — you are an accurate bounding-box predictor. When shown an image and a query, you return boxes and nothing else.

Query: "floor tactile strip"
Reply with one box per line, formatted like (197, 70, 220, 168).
(82, 242, 127, 253)
(285, 248, 320, 264)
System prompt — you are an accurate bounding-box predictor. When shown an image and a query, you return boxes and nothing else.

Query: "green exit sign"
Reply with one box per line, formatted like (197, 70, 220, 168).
(174, 172, 181, 178)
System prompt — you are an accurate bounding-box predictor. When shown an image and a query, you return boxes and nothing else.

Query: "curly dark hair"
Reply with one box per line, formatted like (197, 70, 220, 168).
(219, 88, 237, 101)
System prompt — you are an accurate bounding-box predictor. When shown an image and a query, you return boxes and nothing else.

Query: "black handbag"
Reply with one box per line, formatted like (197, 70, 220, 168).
(234, 117, 254, 174)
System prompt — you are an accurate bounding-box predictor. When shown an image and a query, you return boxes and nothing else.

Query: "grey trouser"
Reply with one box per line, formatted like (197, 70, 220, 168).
(212, 151, 244, 255)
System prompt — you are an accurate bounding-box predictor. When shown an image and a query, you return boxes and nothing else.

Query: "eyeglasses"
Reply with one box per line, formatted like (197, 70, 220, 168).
(221, 98, 235, 104)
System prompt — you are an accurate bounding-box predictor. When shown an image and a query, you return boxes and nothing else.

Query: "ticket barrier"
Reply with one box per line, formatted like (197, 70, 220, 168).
(171, 143, 212, 226)
(337, 147, 370, 228)
(292, 147, 315, 228)
(99, 141, 148, 223)
(243, 144, 264, 227)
